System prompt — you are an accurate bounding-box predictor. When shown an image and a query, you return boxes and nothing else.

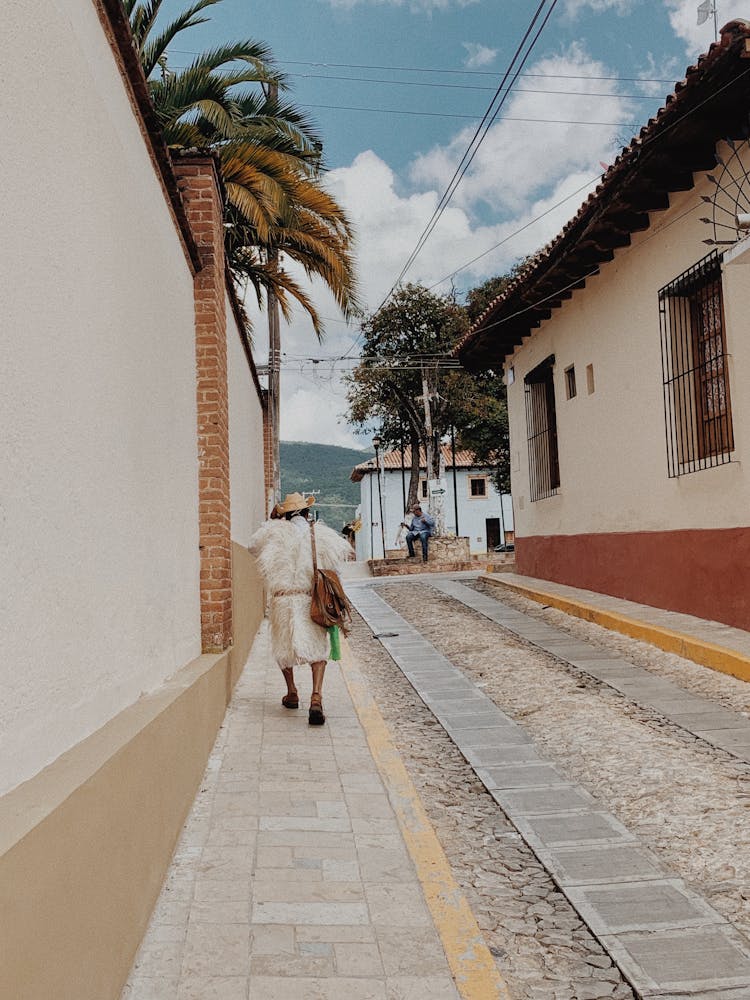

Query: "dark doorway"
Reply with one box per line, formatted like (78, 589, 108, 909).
(486, 517, 501, 551)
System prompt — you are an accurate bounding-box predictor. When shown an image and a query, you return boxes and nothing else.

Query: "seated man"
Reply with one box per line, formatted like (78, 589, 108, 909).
(403, 505, 435, 563)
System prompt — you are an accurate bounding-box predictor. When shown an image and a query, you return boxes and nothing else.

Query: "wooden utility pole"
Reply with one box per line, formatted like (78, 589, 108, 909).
(420, 365, 445, 535)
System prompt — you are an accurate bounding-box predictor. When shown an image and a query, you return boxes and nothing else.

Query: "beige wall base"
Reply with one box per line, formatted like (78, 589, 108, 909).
(0, 617, 261, 999)
(230, 541, 265, 688)
(0, 547, 264, 1000)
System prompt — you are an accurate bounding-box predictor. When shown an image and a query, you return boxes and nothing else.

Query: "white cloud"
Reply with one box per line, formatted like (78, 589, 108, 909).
(564, 0, 635, 14)
(462, 42, 497, 69)
(663, 0, 720, 58)
(409, 44, 636, 216)
(248, 45, 652, 446)
(634, 51, 683, 97)
(324, 0, 477, 10)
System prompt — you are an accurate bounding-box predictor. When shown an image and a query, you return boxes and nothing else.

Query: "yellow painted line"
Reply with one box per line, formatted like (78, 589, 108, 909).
(482, 573, 750, 684)
(340, 640, 512, 1000)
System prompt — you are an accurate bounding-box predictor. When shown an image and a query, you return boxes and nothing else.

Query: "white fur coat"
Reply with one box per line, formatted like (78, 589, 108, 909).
(248, 516, 352, 669)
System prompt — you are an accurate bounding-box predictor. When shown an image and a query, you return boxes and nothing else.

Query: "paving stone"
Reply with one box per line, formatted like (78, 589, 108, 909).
(564, 879, 724, 934)
(446, 729, 539, 752)
(664, 710, 747, 730)
(248, 976, 387, 999)
(514, 811, 636, 849)
(466, 744, 541, 765)
(472, 762, 565, 788)
(492, 783, 597, 817)
(603, 926, 750, 993)
(538, 844, 665, 887)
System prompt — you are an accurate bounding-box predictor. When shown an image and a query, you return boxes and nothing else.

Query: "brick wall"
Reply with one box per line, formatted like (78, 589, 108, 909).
(174, 157, 232, 652)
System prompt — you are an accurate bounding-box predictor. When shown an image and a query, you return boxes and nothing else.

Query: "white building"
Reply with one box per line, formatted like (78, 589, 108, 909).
(351, 446, 513, 561)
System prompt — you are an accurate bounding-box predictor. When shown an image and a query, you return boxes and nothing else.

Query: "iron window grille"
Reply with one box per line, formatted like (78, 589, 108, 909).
(524, 355, 560, 501)
(658, 251, 734, 478)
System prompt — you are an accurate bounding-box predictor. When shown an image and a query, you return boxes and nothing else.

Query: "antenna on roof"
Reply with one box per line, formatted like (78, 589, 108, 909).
(697, 0, 718, 42)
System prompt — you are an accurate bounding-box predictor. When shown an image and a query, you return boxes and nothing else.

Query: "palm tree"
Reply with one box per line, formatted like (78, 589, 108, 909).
(126, 0, 360, 332)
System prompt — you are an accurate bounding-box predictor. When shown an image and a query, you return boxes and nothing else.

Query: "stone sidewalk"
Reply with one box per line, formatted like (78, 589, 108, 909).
(485, 572, 750, 666)
(121, 621, 478, 1000)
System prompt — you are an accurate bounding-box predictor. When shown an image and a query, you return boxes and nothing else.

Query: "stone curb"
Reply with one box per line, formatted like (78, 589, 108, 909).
(481, 574, 750, 684)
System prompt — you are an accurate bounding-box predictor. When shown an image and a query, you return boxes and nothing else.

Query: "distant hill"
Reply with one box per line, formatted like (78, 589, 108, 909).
(280, 441, 371, 528)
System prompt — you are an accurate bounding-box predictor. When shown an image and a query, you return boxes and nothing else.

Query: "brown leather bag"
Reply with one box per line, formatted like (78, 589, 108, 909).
(309, 522, 352, 633)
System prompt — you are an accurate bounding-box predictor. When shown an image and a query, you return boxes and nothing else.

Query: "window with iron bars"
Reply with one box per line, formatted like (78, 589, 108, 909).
(524, 355, 560, 501)
(658, 251, 734, 478)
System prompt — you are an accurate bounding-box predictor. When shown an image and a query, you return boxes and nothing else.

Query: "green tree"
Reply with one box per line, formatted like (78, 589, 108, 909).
(346, 280, 513, 515)
(345, 284, 469, 514)
(127, 0, 359, 335)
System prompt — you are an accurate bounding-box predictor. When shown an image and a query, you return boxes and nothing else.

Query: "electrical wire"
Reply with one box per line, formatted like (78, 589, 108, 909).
(168, 61, 667, 101)
(299, 104, 635, 126)
(430, 64, 750, 301)
(383, 0, 561, 301)
(167, 48, 678, 84)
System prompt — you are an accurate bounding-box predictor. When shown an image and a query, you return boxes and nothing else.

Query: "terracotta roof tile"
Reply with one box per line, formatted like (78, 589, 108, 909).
(457, 19, 750, 369)
(351, 445, 486, 482)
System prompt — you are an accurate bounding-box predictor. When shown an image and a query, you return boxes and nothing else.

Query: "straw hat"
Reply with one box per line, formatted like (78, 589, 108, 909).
(273, 492, 316, 516)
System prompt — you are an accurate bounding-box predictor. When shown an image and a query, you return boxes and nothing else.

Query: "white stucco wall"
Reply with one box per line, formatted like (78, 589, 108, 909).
(227, 297, 266, 545)
(356, 468, 513, 560)
(0, 0, 202, 796)
(506, 148, 750, 541)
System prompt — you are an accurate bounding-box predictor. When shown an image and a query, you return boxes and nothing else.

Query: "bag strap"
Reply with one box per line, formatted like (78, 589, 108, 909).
(310, 520, 319, 576)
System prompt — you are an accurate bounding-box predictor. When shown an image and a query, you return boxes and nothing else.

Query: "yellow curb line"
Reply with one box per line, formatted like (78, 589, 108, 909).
(340, 640, 512, 1000)
(482, 574, 750, 684)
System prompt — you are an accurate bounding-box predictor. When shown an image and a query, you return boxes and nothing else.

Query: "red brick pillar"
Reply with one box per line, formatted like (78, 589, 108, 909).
(174, 156, 232, 652)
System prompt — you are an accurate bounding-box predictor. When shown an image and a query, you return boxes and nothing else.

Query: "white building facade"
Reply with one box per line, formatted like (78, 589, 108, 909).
(352, 447, 513, 561)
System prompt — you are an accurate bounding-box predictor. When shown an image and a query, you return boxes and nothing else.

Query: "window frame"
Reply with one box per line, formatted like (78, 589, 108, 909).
(524, 355, 560, 502)
(467, 474, 488, 499)
(658, 251, 734, 478)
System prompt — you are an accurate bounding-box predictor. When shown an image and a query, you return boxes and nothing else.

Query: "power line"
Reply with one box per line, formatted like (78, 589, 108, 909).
(167, 48, 677, 84)
(428, 174, 604, 289)
(168, 62, 667, 101)
(379, 0, 562, 314)
(299, 104, 635, 126)
(430, 63, 750, 302)
(284, 73, 666, 100)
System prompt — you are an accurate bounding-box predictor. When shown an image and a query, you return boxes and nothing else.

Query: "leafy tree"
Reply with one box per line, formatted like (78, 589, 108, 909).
(345, 285, 469, 510)
(346, 279, 513, 516)
(127, 0, 359, 335)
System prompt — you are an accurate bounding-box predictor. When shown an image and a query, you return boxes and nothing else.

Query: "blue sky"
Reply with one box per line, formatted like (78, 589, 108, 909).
(158, 0, 726, 445)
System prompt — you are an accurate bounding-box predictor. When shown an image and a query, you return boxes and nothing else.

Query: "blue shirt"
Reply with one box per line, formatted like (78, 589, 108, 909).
(408, 512, 434, 535)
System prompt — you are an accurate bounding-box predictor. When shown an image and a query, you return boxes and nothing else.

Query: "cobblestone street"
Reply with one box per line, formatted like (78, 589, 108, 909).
(124, 573, 750, 1000)
(348, 576, 750, 998)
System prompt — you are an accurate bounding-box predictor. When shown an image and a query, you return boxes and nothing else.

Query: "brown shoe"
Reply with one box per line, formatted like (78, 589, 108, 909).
(308, 694, 326, 726)
(282, 693, 299, 709)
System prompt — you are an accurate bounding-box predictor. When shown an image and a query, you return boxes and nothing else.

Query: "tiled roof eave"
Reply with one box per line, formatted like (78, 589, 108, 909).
(457, 19, 750, 371)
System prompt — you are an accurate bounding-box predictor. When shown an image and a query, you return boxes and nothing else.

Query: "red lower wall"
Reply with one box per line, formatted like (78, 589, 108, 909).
(516, 526, 750, 632)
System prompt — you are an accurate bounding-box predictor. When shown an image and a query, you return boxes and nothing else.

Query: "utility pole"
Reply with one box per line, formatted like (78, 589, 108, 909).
(420, 364, 445, 535)
(265, 80, 281, 504)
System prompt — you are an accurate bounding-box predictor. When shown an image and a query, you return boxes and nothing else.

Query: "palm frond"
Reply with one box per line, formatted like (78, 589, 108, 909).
(182, 40, 277, 77)
(130, 0, 164, 48)
(137, 0, 222, 77)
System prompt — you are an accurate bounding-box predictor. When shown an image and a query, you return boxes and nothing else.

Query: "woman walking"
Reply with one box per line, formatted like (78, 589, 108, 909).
(249, 493, 351, 725)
